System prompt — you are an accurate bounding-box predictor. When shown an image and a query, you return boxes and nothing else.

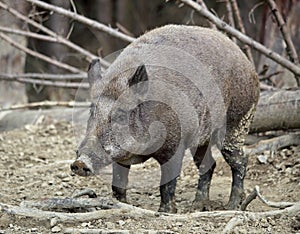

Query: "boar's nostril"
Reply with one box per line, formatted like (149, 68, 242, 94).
(70, 160, 92, 176)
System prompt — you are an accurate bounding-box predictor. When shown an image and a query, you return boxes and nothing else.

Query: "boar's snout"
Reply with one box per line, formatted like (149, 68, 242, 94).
(71, 159, 92, 176)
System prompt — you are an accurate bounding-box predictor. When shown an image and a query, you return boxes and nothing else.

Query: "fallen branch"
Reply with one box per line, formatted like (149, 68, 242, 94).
(229, 0, 254, 63)
(26, 0, 135, 43)
(179, 0, 300, 77)
(244, 133, 300, 155)
(0, 32, 83, 74)
(63, 228, 173, 234)
(21, 197, 114, 210)
(241, 185, 296, 211)
(1, 201, 299, 224)
(0, 101, 90, 111)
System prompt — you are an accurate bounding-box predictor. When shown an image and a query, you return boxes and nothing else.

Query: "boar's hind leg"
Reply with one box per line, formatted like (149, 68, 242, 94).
(112, 162, 131, 203)
(192, 145, 216, 211)
(221, 106, 255, 210)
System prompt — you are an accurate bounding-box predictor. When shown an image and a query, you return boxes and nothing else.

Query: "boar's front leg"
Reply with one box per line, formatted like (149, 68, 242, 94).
(112, 162, 131, 203)
(156, 147, 185, 213)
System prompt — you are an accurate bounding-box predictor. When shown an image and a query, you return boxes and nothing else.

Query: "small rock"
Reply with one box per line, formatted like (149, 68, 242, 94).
(257, 154, 268, 164)
(117, 220, 126, 226)
(55, 191, 63, 196)
(51, 226, 61, 233)
(48, 180, 54, 185)
(81, 222, 90, 227)
(31, 228, 38, 232)
(50, 218, 58, 227)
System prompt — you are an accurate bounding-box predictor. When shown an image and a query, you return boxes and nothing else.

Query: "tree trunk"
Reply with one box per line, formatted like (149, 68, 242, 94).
(0, 0, 29, 108)
(250, 89, 300, 133)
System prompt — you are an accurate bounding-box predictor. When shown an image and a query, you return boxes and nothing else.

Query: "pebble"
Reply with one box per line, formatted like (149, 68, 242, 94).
(55, 191, 63, 196)
(117, 220, 126, 226)
(51, 226, 61, 233)
(50, 218, 58, 227)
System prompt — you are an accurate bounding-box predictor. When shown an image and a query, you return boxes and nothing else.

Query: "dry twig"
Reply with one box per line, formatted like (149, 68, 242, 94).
(224, 0, 236, 43)
(0, 32, 83, 74)
(266, 0, 300, 86)
(0, 75, 88, 89)
(259, 70, 283, 80)
(241, 185, 296, 211)
(265, 0, 299, 65)
(229, 0, 254, 63)
(26, 0, 135, 43)
(196, 0, 217, 29)
(179, 0, 300, 76)
(0, 1, 110, 68)
(0, 73, 87, 81)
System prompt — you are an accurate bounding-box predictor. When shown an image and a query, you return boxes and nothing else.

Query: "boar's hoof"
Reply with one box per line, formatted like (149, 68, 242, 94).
(158, 201, 177, 213)
(192, 198, 223, 211)
(226, 188, 245, 210)
(71, 160, 92, 176)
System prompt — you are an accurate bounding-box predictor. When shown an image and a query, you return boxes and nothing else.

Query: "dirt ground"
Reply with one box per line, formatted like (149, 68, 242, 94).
(0, 119, 299, 233)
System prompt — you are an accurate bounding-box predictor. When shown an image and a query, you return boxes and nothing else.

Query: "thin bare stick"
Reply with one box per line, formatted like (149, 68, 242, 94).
(0, 32, 83, 74)
(179, 0, 300, 76)
(26, 0, 135, 43)
(0, 1, 110, 68)
(259, 70, 283, 80)
(0, 73, 87, 81)
(0, 26, 57, 42)
(0, 101, 90, 111)
(229, 0, 254, 63)
(241, 186, 296, 211)
(259, 82, 278, 91)
(196, 0, 217, 29)
(225, 0, 236, 43)
(266, 0, 300, 86)
(225, 0, 237, 44)
(266, 0, 299, 65)
(248, 2, 264, 24)
(116, 22, 134, 37)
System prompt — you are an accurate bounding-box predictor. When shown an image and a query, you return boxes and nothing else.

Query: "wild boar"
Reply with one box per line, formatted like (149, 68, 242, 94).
(71, 25, 259, 213)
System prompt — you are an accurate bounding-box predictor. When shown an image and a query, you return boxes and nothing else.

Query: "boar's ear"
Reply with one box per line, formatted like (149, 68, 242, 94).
(128, 64, 148, 94)
(87, 59, 102, 87)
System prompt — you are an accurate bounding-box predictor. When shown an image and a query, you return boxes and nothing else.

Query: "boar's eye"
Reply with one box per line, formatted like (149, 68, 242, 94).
(111, 108, 128, 125)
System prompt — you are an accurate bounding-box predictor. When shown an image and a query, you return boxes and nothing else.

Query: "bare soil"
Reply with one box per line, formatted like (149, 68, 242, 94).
(0, 120, 299, 233)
